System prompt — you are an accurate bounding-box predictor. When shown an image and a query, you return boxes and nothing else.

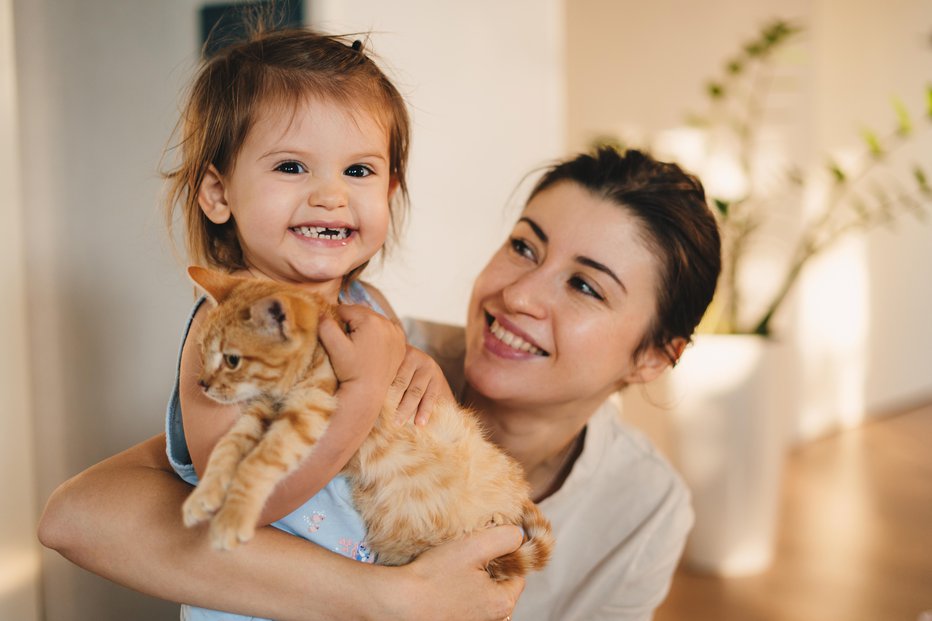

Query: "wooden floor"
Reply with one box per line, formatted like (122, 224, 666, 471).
(654, 402, 932, 621)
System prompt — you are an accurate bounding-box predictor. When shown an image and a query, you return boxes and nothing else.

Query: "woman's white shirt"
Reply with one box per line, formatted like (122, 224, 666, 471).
(403, 318, 693, 621)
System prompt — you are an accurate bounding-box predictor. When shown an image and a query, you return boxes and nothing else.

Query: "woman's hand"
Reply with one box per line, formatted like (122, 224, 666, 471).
(386, 344, 455, 426)
(371, 526, 526, 621)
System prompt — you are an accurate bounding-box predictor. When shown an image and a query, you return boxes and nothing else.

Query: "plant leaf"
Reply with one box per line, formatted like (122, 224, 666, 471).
(860, 127, 884, 157)
(707, 82, 725, 99)
(827, 160, 847, 183)
(713, 198, 730, 217)
(892, 97, 912, 135)
(915, 165, 931, 195)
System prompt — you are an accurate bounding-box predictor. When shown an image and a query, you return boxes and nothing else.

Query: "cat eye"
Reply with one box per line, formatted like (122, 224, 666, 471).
(223, 354, 241, 369)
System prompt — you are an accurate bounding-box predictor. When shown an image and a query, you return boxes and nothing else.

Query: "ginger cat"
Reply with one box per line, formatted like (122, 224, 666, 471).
(181, 266, 553, 580)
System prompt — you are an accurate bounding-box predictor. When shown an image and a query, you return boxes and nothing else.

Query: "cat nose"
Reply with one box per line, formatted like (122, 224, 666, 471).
(197, 379, 209, 390)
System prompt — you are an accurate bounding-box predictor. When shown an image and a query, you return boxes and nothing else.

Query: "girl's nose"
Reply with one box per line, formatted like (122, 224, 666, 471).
(501, 271, 547, 319)
(309, 176, 348, 210)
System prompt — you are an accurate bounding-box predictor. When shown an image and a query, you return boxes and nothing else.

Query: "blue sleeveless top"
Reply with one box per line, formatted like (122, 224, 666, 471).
(166, 281, 384, 621)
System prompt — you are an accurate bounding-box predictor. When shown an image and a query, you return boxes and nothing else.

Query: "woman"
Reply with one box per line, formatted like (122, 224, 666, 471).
(39, 147, 721, 621)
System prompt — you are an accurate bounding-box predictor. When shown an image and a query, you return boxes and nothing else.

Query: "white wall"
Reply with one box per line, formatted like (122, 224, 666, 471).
(313, 0, 566, 325)
(568, 0, 932, 441)
(14, 1, 563, 619)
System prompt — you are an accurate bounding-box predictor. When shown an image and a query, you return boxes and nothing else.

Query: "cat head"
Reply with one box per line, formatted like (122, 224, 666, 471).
(188, 266, 326, 403)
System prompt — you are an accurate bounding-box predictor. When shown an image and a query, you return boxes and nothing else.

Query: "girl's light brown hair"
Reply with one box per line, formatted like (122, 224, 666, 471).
(163, 27, 410, 281)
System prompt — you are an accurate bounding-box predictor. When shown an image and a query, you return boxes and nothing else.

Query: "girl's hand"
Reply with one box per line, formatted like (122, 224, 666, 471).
(319, 304, 407, 405)
(386, 345, 455, 426)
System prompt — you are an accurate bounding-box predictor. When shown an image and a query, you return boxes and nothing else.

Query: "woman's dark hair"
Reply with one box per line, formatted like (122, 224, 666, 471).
(529, 147, 721, 364)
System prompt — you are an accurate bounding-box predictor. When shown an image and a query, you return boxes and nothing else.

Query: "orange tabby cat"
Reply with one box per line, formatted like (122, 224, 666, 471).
(181, 266, 553, 580)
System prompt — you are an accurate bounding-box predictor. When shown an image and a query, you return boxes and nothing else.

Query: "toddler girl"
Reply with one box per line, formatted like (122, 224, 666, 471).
(162, 27, 437, 621)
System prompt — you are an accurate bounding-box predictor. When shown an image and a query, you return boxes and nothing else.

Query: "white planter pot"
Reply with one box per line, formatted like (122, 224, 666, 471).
(667, 334, 788, 575)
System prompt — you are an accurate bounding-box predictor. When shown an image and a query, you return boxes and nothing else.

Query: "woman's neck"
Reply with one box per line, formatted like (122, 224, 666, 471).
(463, 386, 596, 502)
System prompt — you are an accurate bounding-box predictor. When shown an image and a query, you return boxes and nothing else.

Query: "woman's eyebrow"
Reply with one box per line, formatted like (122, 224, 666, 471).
(519, 217, 548, 243)
(575, 256, 627, 293)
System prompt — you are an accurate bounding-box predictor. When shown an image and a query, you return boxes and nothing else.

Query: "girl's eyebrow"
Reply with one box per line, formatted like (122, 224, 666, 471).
(519, 216, 626, 293)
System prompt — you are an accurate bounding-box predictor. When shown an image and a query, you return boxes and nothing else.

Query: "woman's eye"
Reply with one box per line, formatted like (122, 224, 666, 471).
(275, 161, 306, 174)
(569, 276, 604, 301)
(223, 354, 241, 369)
(344, 164, 373, 178)
(509, 237, 535, 260)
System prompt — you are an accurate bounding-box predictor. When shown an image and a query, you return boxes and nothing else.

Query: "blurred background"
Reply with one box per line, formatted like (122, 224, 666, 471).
(2, 0, 930, 619)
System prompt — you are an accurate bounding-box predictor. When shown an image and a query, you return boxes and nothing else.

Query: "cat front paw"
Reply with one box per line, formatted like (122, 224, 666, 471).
(209, 504, 258, 551)
(182, 484, 225, 527)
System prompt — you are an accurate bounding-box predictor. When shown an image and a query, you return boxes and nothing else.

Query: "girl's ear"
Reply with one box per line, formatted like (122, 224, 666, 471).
(623, 337, 687, 386)
(387, 177, 400, 200)
(198, 164, 232, 224)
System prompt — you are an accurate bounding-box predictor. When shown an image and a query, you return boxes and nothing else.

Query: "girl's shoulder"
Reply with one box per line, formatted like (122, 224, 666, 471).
(343, 280, 398, 322)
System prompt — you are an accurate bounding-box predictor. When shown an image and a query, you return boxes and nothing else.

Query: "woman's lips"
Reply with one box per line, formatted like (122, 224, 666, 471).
(483, 312, 549, 358)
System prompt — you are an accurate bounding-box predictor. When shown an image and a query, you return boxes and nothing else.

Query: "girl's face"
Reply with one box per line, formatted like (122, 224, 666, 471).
(464, 181, 669, 412)
(198, 97, 393, 296)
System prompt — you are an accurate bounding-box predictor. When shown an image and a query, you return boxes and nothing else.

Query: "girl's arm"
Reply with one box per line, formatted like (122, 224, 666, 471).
(181, 300, 407, 524)
(37, 434, 525, 621)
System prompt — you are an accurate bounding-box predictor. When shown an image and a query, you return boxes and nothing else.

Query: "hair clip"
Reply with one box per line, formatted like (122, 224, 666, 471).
(351, 40, 363, 52)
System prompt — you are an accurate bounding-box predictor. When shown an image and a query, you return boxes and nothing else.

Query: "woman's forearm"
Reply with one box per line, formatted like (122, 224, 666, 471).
(37, 434, 524, 621)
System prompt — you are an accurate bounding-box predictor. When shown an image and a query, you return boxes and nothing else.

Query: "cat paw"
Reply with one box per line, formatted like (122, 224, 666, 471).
(209, 505, 257, 551)
(182, 487, 223, 527)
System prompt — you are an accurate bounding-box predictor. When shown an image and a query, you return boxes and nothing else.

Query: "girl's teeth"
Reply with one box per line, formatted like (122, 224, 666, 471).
(294, 226, 350, 239)
(490, 319, 544, 355)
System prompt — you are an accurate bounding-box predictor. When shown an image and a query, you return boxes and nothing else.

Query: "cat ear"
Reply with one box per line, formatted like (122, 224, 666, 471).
(249, 296, 293, 339)
(187, 266, 240, 305)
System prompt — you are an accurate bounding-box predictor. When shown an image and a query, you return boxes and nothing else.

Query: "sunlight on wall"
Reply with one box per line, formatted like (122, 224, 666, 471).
(794, 162, 870, 441)
(0, 553, 41, 616)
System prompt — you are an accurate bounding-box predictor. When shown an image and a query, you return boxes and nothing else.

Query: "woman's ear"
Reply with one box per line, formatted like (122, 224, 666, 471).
(198, 164, 232, 224)
(624, 337, 687, 386)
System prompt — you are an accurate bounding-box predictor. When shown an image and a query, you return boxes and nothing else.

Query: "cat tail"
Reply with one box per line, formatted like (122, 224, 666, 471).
(485, 499, 554, 581)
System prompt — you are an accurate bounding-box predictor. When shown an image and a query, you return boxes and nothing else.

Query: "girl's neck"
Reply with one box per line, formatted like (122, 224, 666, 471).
(234, 267, 345, 304)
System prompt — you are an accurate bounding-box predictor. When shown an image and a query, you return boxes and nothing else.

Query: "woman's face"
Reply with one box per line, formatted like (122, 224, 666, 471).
(464, 181, 668, 411)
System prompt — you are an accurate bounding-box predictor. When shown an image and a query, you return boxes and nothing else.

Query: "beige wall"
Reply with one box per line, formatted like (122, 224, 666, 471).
(1, 0, 41, 618)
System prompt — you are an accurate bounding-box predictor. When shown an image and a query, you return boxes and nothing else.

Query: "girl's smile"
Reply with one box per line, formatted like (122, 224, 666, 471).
(197, 96, 394, 300)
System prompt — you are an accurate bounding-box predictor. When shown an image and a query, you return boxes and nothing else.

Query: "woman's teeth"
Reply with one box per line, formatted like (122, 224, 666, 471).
(490, 319, 545, 355)
(293, 226, 351, 240)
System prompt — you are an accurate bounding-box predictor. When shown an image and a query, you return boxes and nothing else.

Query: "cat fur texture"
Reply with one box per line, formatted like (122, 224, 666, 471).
(181, 266, 553, 580)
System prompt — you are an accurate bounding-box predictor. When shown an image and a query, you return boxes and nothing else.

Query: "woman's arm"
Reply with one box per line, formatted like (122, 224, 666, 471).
(37, 434, 525, 621)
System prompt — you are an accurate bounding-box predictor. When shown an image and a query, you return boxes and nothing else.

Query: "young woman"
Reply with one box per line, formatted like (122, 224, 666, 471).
(39, 147, 721, 621)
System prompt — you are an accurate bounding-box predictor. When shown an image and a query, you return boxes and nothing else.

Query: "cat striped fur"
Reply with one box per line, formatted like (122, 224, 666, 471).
(181, 266, 553, 580)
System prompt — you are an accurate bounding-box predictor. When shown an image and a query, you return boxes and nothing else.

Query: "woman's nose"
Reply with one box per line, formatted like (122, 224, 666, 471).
(501, 271, 547, 319)
(308, 176, 348, 210)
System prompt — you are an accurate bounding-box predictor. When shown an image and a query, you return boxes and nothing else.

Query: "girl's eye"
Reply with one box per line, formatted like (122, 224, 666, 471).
(275, 161, 306, 174)
(509, 237, 536, 261)
(569, 276, 605, 301)
(223, 354, 241, 369)
(344, 164, 373, 178)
